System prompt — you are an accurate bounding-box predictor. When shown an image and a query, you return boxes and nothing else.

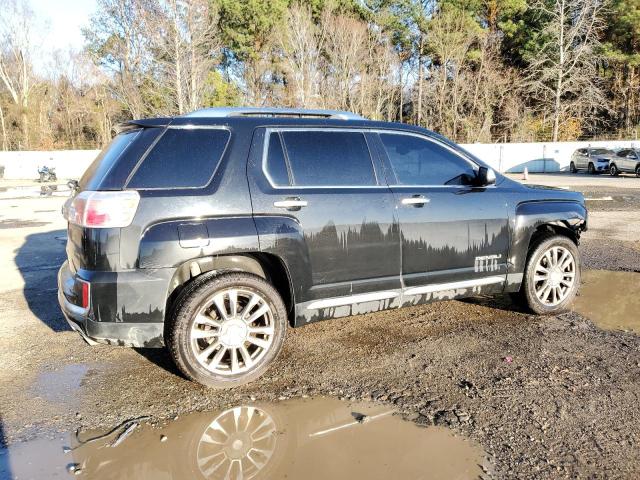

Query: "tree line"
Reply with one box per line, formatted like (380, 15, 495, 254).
(0, 0, 638, 151)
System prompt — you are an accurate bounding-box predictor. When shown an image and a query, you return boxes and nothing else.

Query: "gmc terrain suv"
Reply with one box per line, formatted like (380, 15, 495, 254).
(58, 107, 587, 388)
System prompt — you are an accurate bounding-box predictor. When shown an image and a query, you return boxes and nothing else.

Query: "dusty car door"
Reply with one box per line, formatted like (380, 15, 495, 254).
(626, 150, 639, 172)
(247, 127, 401, 321)
(616, 149, 629, 172)
(373, 131, 509, 299)
(577, 149, 588, 169)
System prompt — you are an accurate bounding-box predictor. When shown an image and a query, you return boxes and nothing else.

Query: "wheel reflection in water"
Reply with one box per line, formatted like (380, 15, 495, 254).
(196, 406, 277, 479)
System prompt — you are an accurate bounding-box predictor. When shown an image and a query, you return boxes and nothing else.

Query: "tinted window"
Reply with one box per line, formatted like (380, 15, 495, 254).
(80, 130, 140, 189)
(280, 131, 376, 186)
(380, 133, 476, 186)
(127, 128, 230, 189)
(590, 148, 612, 155)
(617, 149, 629, 157)
(577, 149, 587, 155)
(265, 133, 290, 186)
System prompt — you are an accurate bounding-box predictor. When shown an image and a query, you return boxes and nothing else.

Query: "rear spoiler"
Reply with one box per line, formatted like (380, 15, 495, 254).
(114, 117, 172, 134)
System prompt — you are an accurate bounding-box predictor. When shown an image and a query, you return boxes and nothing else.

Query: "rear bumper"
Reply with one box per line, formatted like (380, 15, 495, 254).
(57, 261, 170, 348)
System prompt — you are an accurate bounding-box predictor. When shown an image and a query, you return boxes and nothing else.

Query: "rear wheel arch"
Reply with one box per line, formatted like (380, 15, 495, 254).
(166, 253, 295, 327)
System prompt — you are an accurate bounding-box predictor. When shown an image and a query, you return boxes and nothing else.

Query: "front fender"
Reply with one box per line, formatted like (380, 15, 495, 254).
(509, 201, 587, 287)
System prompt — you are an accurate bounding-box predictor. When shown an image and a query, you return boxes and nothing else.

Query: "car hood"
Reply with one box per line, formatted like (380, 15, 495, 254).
(521, 183, 585, 203)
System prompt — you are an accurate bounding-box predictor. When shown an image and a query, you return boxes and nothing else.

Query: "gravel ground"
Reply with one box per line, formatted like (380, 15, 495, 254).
(1, 174, 640, 479)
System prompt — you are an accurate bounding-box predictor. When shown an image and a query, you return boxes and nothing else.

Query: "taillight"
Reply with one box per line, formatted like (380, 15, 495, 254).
(65, 191, 140, 228)
(80, 280, 90, 309)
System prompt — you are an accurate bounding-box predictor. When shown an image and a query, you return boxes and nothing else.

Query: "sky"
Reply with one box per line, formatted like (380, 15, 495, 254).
(29, 0, 97, 71)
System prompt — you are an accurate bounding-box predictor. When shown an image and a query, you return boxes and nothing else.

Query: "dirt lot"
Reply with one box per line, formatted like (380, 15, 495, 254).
(1, 173, 640, 479)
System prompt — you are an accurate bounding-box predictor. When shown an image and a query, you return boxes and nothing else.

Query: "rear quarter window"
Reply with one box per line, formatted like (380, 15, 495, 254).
(80, 130, 142, 190)
(127, 128, 230, 189)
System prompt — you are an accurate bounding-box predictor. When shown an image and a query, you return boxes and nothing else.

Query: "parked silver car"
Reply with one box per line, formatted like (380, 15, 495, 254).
(608, 148, 640, 177)
(569, 148, 615, 174)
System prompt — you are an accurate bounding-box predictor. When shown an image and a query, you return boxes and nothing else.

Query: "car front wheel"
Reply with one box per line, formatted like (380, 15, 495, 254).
(609, 163, 619, 176)
(588, 163, 595, 174)
(168, 272, 287, 388)
(521, 235, 581, 315)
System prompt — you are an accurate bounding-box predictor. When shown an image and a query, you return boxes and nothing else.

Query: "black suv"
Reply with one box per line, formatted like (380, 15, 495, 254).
(58, 107, 587, 388)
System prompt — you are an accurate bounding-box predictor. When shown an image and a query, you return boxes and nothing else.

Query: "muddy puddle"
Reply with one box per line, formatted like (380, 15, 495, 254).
(0, 397, 487, 479)
(574, 270, 640, 333)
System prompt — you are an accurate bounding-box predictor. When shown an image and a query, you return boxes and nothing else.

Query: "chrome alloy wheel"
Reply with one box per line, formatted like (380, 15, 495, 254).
(190, 289, 275, 375)
(533, 246, 576, 306)
(196, 406, 277, 479)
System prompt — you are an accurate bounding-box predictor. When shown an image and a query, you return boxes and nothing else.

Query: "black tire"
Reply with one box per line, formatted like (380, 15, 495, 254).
(167, 272, 287, 388)
(609, 163, 619, 176)
(636, 165, 640, 178)
(569, 161, 577, 173)
(588, 162, 595, 174)
(521, 235, 581, 315)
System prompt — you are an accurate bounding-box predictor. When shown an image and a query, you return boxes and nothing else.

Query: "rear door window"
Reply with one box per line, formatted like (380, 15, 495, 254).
(278, 130, 376, 187)
(127, 128, 230, 189)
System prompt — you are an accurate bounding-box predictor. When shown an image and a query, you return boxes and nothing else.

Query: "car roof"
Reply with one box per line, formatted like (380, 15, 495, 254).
(121, 108, 491, 169)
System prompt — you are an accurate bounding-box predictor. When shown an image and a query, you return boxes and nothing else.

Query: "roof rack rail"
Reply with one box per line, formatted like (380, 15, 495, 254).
(183, 107, 364, 120)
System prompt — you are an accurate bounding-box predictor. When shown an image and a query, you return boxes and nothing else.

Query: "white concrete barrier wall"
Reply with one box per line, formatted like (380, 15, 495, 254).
(0, 150, 99, 180)
(0, 139, 638, 180)
(460, 140, 639, 173)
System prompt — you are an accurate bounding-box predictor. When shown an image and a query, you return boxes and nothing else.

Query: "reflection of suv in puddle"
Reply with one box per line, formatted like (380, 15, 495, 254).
(68, 398, 485, 479)
(58, 107, 588, 387)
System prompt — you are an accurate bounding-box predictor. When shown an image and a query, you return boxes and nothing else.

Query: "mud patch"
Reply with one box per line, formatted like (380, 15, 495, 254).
(0, 397, 487, 479)
(574, 270, 640, 333)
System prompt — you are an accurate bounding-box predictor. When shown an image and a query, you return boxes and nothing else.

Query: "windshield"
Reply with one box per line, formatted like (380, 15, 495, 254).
(590, 148, 612, 155)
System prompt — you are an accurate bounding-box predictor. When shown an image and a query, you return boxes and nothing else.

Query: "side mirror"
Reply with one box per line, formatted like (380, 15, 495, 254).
(476, 166, 496, 187)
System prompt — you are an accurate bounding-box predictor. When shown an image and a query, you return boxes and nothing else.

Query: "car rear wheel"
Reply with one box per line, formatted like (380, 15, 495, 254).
(168, 272, 287, 388)
(569, 161, 577, 173)
(636, 165, 640, 177)
(521, 235, 580, 315)
(588, 163, 595, 174)
(609, 163, 619, 176)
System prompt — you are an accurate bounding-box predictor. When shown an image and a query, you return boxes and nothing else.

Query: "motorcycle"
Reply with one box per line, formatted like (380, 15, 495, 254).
(37, 165, 57, 183)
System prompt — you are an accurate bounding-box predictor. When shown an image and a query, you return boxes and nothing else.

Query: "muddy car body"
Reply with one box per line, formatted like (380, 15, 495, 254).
(58, 107, 587, 387)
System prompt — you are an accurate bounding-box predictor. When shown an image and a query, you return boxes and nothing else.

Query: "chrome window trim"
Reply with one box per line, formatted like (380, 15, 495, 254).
(262, 127, 385, 190)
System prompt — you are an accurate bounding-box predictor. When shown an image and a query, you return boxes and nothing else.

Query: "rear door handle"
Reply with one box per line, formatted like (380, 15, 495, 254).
(401, 196, 430, 207)
(274, 198, 308, 210)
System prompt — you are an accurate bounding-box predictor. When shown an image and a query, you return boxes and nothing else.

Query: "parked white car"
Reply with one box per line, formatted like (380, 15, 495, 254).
(569, 148, 615, 174)
(608, 148, 640, 177)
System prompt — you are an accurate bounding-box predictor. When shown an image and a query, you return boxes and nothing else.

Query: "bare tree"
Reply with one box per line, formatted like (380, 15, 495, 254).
(525, 0, 607, 141)
(0, 0, 37, 148)
(148, 0, 221, 114)
(277, 4, 326, 108)
(85, 0, 156, 119)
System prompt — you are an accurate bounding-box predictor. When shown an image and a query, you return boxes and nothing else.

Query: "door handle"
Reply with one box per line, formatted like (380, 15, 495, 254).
(401, 196, 430, 207)
(273, 198, 308, 210)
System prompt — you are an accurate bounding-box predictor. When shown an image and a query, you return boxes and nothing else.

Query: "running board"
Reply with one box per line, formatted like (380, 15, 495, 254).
(404, 276, 504, 296)
(304, 276, 505, 311)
